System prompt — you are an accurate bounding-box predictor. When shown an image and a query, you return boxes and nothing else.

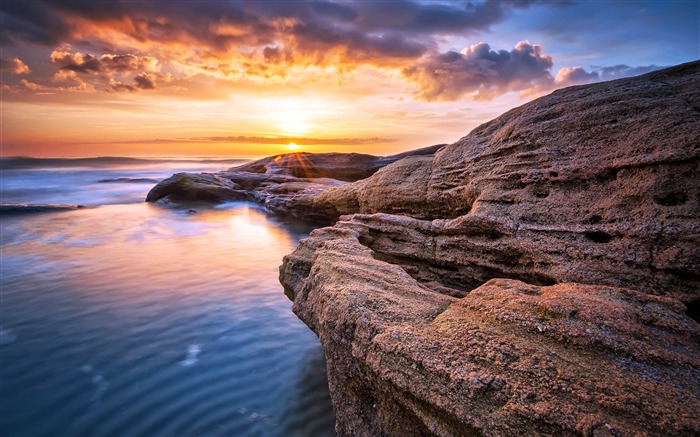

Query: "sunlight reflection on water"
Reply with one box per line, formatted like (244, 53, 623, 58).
(0, 202, 335, 437)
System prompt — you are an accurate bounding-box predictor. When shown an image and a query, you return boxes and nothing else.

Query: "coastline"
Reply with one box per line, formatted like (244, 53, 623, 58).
(146, 61, 700, 436)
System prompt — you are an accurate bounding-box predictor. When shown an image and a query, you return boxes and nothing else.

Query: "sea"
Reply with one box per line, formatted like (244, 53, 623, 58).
(0, 156, 335, 437)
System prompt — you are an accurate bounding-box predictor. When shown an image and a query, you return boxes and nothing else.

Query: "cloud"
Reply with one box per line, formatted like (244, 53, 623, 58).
(49, 48, 163, 91)
(20, 78, 43, 90)
(106, 135, 398, 146)
(596, 64, 664, 81)
(9, 76, 93, 93)
(197, 136, 397, 146)
(134, 73, 156, 90)
(0, 57, 30, 74)
(100, 54, 159, 73)
(553, 64, 664, 88)
(52, 50, 158, 74)
(0, 1, 667, 101)
(555, 66, 598, 86)
(402, 40, 667, 101)
(109, 73, 165, 92)
(61, 54, 102, 73)
(1, 1, 540, 65)
(403, 41, 554, 100)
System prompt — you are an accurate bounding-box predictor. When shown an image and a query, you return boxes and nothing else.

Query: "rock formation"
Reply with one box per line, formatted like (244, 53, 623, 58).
(146, 145, 443, 223)
(279, 61, 700, 436)
(282, 219, 699, 436)
(147, 61, 700, 436)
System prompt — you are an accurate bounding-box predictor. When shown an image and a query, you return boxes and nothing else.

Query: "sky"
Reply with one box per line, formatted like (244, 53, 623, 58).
(1, 0, 698, 157)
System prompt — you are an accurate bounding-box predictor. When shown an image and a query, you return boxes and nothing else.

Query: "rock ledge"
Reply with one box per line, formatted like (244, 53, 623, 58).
(279, 62, 700, 436)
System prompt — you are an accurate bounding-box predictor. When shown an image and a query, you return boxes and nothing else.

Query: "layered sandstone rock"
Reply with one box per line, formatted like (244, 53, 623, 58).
(280, 61, 700, 436)
(281, 219, 700, 436)
(306, 61, 700, 303)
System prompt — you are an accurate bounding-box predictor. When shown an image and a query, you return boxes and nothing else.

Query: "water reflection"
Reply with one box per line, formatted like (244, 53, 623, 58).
(283, 346, 336, 437)
(0, 202, 334, 437)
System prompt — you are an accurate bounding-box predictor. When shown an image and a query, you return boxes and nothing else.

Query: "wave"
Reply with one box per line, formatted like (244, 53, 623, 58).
(0, 203, 87, 215)
(0, 156, 250, 170)
(97, 177, 161, 184)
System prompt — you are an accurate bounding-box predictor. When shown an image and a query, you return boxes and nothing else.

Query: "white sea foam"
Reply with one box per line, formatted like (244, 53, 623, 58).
(179, 344, 201, 366)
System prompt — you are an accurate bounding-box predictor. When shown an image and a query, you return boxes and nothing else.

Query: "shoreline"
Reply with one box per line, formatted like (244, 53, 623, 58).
(145, 61, 700, 436)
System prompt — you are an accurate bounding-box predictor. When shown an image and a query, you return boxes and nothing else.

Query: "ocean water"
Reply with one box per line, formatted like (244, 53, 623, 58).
(0, 157, 335, 437)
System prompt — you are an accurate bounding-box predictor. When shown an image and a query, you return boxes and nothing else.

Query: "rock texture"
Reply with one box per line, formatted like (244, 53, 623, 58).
(282, 220, 700, 436)
(279, 61, 700, 436)
(304, 61, 700, 304)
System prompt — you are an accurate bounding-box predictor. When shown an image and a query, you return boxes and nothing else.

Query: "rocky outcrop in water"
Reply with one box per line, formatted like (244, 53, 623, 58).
(279, 61, 700, 436)
(146, 145, 444, 222)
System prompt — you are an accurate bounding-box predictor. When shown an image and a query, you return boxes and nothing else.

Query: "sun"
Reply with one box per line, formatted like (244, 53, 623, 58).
(286, 142, 300, 151)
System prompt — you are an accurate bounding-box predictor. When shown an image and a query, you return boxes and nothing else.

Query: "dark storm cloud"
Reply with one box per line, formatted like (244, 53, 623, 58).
(403, 41, 554, 100)
(351, 0, 537, 33)
(0, 0, 561, 98)
(0, 0, 664, 101)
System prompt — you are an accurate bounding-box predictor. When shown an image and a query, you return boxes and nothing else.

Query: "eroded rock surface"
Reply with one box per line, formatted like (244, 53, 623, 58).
(280, 61, 700, 436)
(281, 220, 700, 436)
(306, 62, 700, 303)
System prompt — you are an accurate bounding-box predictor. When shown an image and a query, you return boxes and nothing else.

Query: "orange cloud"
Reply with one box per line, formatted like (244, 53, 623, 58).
(0, 57, 30, 74)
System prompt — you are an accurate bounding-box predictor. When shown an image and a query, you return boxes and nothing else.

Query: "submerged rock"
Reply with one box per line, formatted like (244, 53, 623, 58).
(279, 61, 700, 436)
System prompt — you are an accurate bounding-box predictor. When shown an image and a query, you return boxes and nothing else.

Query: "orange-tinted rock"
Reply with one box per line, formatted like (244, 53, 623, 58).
(281, 218, 700, 437)
(310, 61, 700, 303)
(280, 62, 700, 436)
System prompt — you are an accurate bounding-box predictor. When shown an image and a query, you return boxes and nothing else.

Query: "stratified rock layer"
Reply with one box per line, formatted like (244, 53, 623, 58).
(280, 61, 700, 436)
(308, 62, 700, 303)
(282, 220, 699, 436)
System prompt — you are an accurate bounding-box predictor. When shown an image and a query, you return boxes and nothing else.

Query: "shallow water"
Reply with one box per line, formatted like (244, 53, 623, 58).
(0, 158, 335, 436)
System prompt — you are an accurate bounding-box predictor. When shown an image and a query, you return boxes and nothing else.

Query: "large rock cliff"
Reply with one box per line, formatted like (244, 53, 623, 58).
(279, 61, 700, 436)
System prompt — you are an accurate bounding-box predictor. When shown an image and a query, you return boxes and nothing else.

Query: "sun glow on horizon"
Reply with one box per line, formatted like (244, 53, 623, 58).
(286, 142, 300, 151)
(1, 1, 694, 158)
